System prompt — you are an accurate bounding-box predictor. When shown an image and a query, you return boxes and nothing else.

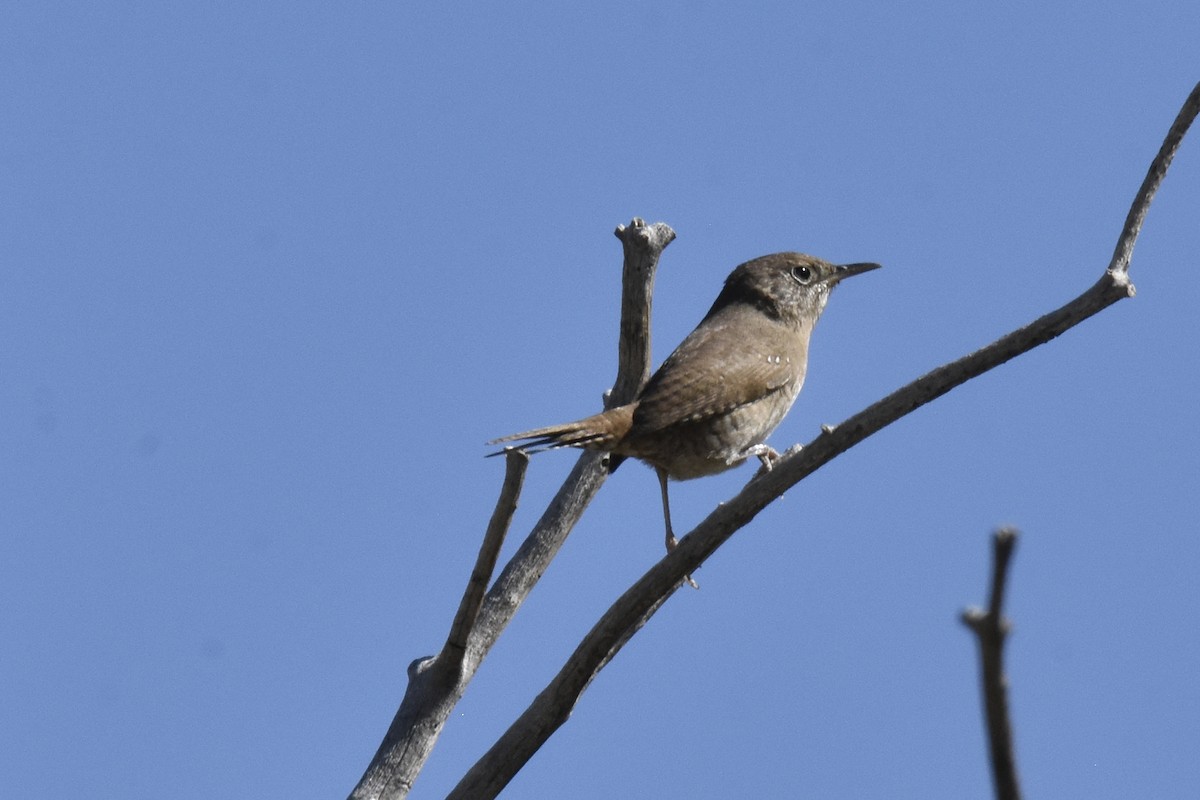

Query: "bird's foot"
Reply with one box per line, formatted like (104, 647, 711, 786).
(742, 443, 783, 477)
(665, 535, 700, 590)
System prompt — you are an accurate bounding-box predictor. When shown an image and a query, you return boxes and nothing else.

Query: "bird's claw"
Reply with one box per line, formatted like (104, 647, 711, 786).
(742, 443, 783, 477)
(665, 534, 700, 590)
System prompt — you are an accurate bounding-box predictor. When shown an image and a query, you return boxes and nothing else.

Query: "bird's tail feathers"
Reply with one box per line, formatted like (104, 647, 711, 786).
(487, 406, 633, 457)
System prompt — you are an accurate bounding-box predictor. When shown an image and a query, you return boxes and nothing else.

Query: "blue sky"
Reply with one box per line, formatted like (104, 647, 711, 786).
(3, 3, 1199, 798)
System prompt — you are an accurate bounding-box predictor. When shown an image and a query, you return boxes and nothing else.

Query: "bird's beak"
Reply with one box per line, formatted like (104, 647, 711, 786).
(832, 262, 882, 284)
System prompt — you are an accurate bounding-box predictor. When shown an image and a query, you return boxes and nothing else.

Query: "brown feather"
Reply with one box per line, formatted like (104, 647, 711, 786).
(487, 404, 635, 455)
(629, 301, 808, 434)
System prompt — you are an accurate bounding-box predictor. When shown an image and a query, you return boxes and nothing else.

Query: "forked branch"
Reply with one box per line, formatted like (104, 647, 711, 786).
(348, 220, 674, 800)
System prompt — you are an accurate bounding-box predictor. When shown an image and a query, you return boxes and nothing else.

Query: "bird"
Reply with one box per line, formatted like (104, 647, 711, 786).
(491, 252, 880, 584)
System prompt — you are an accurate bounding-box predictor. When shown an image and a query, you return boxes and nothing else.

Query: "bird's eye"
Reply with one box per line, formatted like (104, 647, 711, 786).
(790, 265, 813, 284)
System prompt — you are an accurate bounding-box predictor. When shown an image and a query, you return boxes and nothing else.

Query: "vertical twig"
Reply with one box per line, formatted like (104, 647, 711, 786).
(962, 528, 1022, 800)
(610, 218, 675, 405)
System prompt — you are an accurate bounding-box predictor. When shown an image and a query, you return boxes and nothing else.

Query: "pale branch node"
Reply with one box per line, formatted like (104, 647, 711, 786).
(347, 219, 674, 800)
(962, 528, 1023, 800)
(444, 82, 1198, 799)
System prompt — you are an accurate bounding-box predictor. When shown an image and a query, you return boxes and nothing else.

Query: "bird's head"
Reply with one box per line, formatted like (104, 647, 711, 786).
(707, 252, 881, 328)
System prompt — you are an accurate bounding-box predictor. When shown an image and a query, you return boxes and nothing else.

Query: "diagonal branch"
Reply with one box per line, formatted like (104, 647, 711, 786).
(447, 80, 1199, 799)
(348, 451, 527, 800)
(1109, 81, 1200, 275)
(444, 449, 529, 674)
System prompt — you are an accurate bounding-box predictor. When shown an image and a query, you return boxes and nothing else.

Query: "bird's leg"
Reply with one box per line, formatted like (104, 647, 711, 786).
(656, 467, 678, 552)
(656, 467, 699, 590)
(656, 467, 674, 551)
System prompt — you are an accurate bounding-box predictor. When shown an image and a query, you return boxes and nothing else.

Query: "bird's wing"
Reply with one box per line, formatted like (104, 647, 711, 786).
(630, 311, 804, 433)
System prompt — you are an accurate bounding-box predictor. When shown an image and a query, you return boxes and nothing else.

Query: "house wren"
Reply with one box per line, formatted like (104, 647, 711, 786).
(492, 252, 880, 578)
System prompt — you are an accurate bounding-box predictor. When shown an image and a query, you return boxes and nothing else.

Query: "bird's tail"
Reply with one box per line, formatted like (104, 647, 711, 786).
(488, 405, 634, 456)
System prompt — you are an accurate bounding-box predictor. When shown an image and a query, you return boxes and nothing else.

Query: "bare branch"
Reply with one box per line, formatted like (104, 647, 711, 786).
(347, 219, 674, 799)
(447, 83, 1198, 798)
(611, 219, 675, 404)
(470, 219, 675, 655)
(1109, 81, 1200, 275)
(444, 449, 528, 672)
(962, 528, 1022, 800)
(348, 451, 528, 800)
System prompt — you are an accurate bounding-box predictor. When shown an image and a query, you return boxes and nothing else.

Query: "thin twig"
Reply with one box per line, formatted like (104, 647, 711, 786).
(1109, 81, 1200, 275)
(962, 528, 1022, 800)
(348, 451, 529, 800)
(447, 82, 1198, 799)
(444, 449, 528, 674)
